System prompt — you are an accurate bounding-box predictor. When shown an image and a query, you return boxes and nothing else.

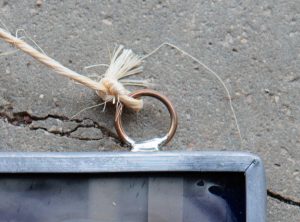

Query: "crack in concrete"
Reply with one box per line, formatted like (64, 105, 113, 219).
(0, 109, 120, 143)
(267, 189, 300, 208)
(30, 125, 105, 141)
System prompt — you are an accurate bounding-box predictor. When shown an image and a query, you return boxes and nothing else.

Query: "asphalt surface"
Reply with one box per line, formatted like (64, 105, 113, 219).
(0, 0, 299, 221)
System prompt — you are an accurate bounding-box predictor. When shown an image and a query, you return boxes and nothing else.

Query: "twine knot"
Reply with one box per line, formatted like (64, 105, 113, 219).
(96, 77, 143, 112)
(97, 77, 129, 104)
(95, 46, 146, 111)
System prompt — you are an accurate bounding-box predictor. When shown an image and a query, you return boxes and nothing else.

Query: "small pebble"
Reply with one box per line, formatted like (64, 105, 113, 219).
(36, 0, 42, 6)
(274, 95, 279, 103)
(5, 66, 10, 74)
(186, 113, 191, 121)
(49, 126, 63, 133)
(240, 38, 248, 44)
(264, 89, 274, 95)
(102, 19, 112, 26)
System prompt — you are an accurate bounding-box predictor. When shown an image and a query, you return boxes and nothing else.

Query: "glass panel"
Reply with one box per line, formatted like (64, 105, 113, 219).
(0, 173, 245, 222)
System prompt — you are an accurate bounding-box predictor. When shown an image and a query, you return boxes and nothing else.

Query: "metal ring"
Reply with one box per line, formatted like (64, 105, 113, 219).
(115, 89, 178, 152)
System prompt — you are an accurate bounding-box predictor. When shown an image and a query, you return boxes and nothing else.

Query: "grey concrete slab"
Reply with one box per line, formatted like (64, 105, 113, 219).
(268, 197, 300, 222)
(0, 0, 299, 220)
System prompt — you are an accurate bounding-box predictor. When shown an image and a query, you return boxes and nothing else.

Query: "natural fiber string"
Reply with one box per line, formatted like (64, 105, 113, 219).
(0, 27, 144, 111)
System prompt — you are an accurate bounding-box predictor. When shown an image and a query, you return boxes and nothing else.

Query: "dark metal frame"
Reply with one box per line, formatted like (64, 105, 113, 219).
(0, 151, 266, 222)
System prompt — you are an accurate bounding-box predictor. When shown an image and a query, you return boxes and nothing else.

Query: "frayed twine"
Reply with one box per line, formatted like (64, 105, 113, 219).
(0, 27, 147, 112)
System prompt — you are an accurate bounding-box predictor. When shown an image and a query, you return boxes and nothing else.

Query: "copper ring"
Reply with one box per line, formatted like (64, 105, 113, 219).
(115, 89, 178, 150)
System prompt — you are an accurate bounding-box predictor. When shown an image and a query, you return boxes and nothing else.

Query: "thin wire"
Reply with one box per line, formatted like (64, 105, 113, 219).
(0, 19, 9, 33)
(0, 50, 18, 56)
(71, 99, 112, 119)
(15, 29, 47, 55)
(84, 64, 109, 69)
(143, 42, 243, 147)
